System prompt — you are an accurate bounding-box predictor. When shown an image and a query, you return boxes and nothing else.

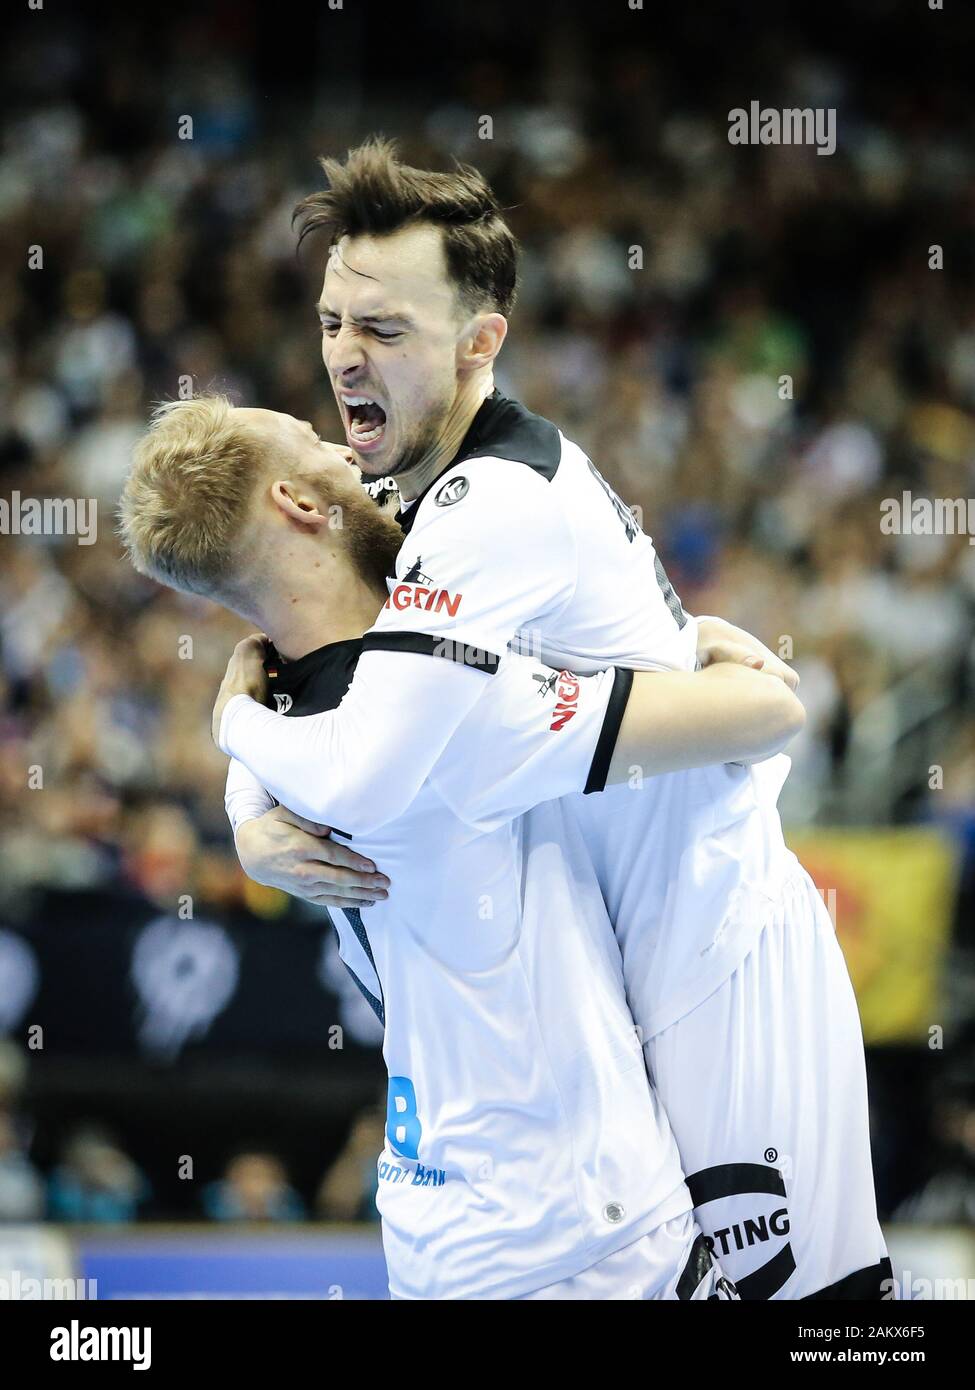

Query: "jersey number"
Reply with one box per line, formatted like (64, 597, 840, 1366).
(387, 1076, 422, 1160)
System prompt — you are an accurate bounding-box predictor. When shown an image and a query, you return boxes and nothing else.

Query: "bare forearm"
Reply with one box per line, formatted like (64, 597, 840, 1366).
(607, 663, 805, 784)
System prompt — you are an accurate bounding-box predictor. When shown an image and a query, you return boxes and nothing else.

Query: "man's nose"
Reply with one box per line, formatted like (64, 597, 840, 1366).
(325, 323, 367, 377)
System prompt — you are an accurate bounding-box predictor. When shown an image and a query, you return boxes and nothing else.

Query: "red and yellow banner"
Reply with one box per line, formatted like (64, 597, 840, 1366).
(785, 828, 959, 1045)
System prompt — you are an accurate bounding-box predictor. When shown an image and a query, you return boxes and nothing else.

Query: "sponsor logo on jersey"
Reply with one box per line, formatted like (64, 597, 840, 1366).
(533, 669, 581, 730)
(687, 1160, 796, 1299)
(273, 692, 293, 713)
(378, 1158, 447, 1188)
(386, 556, 463, 616)
(702, 1206, 791, 1260)
(362, 475, 399, 500)
(435, 475, 469, 507)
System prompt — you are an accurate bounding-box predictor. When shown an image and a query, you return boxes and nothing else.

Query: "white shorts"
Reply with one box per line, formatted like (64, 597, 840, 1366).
(646, 866, 890, 1300)
(517, 1211, 739, 1300)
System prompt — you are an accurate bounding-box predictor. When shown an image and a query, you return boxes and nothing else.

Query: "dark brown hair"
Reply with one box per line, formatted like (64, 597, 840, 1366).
(294, 137, 518, 317)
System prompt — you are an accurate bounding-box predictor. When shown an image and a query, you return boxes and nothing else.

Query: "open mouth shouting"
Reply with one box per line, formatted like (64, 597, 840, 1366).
(340, 394, 388, 453)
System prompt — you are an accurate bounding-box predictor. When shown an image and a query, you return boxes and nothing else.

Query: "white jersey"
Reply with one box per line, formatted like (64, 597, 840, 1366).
(387, 393, 699, 677)
(564, 756, 798, 1037)
(225, 640, 691, 1301)
(373, 391, 797, 1035)
(221, 390, 795, 1061)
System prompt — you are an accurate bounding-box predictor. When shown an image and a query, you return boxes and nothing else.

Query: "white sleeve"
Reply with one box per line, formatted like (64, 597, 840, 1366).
(218, 651, 491, 836)
(224, 757, 275, 836)
(218, 461, 578, 837)
(428, 652, 632, 832)
(367, 455, 577, 661)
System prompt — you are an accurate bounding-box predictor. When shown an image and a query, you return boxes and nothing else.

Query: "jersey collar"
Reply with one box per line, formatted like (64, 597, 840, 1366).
(265, 636, 364, 704)
(394, 389, 505, 538)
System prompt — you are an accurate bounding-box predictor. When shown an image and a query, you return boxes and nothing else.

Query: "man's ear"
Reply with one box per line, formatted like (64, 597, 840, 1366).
(270, 479, 330, 529)
(457, 312, 508, 374)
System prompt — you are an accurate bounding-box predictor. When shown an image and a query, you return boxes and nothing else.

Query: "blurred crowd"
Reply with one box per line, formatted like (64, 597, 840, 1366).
(0, 1040, 384, 1224)
(0, 3, 972, 1225)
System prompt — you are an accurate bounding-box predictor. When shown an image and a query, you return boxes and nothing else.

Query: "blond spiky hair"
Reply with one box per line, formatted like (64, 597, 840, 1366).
(119, 395, 268, 599)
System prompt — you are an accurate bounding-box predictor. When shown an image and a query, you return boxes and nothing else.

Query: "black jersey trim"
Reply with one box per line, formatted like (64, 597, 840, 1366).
(340, 959, 384, 1025)
(654, 553, 688, 630)
(734, 1243, 798, 1301)
(396, 391, 562, 538)
(338, 908, 385, 1026)
(361, 630, 501, 674)
(583, 667, 633, 795)
(265, 637, 364, 708)
(687, 1162, 788, 1204)
(676, 1233, 717, 1300)
(802, 1257, 894, 1301)
(456, 391, 561, 477)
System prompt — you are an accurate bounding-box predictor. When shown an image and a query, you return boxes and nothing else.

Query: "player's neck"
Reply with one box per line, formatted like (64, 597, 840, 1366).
(395, 370, 495, 504)
(248, 553, 385, 662)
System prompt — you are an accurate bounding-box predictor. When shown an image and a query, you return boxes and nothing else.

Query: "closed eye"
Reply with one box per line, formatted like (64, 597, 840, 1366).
(318, 309, 405, 341)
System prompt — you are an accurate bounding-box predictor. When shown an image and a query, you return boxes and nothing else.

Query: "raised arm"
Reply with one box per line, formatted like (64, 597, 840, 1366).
(218, 649, 494, 835)
(426, 650, 803, 832)
(606, 661, 805, 785)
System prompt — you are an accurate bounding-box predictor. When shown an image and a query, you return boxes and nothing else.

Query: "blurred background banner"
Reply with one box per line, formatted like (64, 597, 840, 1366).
(0, 0, 973, 1295)
(76, 1229, 389, 1300)
(0, 888, 385, 1060)
(786, 827, 959, 1044)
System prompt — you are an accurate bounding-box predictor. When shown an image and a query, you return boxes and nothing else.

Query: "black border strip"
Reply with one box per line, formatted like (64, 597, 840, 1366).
(687, 1162, 789, 1205)
(802, 1257, 894, 1301)
(339, 909, 385, 1026)
(735, 1243, 798, 1301)
(676, 1233, 715, 1300)
(654, 552, 688, 630)
(361, 630, 501, 674)
(583, 667, 633, 794)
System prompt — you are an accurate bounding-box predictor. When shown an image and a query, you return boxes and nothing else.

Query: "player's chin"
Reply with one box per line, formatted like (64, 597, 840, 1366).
(350, 429, 395, 473)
